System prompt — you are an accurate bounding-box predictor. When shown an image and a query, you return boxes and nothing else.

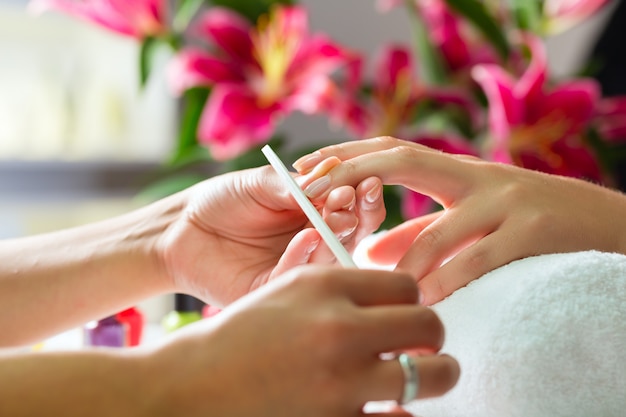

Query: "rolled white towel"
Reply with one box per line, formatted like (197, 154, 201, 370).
(357, 245, 626, 417)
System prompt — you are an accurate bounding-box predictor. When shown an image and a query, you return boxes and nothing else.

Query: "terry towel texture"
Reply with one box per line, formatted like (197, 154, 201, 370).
(357, 249, 626, 417)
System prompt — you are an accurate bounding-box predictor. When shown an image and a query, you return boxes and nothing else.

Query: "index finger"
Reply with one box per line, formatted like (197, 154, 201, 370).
(299, 141, 476, 208)
(302, 267, 420, 307)
(293, 137, 438, 172)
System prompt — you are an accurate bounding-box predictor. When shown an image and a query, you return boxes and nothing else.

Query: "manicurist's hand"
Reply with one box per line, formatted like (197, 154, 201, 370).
(157, 163, 385, 305)
(148, 265, 459, 417)
(0, 160, 383, 346)
(292, 136, 626, 304)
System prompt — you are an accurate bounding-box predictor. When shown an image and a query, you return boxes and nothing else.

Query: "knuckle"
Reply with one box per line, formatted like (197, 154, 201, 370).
(418, 227, 445, 251)
(285, 265, 336, 293)
(309, 306, 360, 352)
(374, 135, 398, 147)
(463, 247, 490, 280)
(524, 210, 553, 234)
(338, 159, 358, 182)
(387, 144, 416, 161)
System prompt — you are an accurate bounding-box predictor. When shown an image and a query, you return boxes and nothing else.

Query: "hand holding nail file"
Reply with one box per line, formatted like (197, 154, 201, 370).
(261, 145, 357, 268)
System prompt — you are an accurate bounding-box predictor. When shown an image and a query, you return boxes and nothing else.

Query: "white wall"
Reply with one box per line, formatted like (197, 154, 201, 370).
(0, 3, 176, 161)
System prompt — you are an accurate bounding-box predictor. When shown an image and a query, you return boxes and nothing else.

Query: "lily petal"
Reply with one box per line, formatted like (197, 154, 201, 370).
(29, 0, 167, 38)
(288, 35, 352, 86)
(472, 64, 524, 141)
(193, 7, 255, 66)
(168, 49, 245, 94)
(543, 0, 610, 34)
(532, 79, 600, 132)
(373, 45, 414, 94)
(402, 190, 436, 219)
(595, 96, 626, 142)
(198, 86, 282, 160)
(515, 35, 548, 108)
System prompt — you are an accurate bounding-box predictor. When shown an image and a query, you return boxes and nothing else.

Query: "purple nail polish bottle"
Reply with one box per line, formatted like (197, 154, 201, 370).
(84, 315, 128, 348)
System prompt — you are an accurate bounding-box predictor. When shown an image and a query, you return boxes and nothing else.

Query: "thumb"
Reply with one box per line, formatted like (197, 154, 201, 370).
(270, 229, 321, 279)
(368, 212, 441, 264)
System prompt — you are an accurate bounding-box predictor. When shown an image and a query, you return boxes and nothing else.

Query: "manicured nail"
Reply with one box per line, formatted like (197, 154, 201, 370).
(365, 183, 382, 204)
(293, 152, 323, 173)
(337, 222, 358, 241)
(343, 196, 356, 211)
(304, 175, 331, 199)
(418, 291, 425, 305)
(306, 238, 320, 255)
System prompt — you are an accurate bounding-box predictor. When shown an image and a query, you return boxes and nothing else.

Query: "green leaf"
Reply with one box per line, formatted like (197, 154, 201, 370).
(407, 1, 448, 86)
(221, 136, 285, 172)
(379, 186, 406, 231)
(209, 0, 294, 23)
(170, 87, 211, 166)
(444, 0, 510, 60)
(139, 36, 160, 88)
(508, 0, 541, 32)
(174, 0, 206, 32)
(170, 144, 212, 168)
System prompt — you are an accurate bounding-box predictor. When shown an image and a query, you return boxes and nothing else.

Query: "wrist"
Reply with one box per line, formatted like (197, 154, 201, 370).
(143, 323, 235, 417)
(122, 192, 189, 295)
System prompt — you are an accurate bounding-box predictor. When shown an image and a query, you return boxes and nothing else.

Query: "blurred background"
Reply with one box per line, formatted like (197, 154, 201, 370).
(0, 0, 617, 321)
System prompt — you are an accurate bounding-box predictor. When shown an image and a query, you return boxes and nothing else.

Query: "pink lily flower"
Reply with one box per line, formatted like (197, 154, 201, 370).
(169, 6, 350, 160)
(417, 0, 499, 75)
(29, 0, 168, 39)
(472, 35, 603, 181)
(377, 0, 498, 77)
(542, 0, 610, 34)
(330, 45, 479, 139)
(594, 96, 626, 142)
(331, 45, 422, 138)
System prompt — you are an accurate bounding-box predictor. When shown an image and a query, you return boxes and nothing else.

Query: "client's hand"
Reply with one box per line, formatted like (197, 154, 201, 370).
(149, 265, 459, 417)
(293, 136, 626, 304)
(157, 164, 385, 306)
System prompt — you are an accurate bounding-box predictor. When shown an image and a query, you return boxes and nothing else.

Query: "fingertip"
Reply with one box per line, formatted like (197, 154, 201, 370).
(416, 276, 445, 306)
(367, 234, 405, 265)
(416, 354, 461, 399)
(435, 354, 461, 394)
(293, 151, 323, 174)
(272, 229, 321, 278)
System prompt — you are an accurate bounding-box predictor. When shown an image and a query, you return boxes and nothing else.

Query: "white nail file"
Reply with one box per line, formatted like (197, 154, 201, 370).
(261, 145, 357, 268)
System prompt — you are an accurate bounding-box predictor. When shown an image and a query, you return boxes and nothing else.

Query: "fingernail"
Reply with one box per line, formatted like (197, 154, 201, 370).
(365, 183, 382, 204)
(418, 292, 425, 305)
(304, 175, 331, 199)
(342, 196, 356, 211)
(337, 222, 358, 241)
(293, 152, 323, 173)
(306, 238, 320, 255)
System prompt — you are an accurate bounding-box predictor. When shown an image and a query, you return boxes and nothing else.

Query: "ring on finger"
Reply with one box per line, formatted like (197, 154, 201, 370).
(397, 353, 419, 405)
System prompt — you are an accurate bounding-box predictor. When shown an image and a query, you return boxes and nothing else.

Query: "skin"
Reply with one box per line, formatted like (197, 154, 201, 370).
(0, 164, 380, 346)
(0, 163, 460, 415)
(293, 136, 626, 305)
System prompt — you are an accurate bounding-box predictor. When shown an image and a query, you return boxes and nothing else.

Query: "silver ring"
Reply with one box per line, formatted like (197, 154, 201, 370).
(397, 353, 419, 405)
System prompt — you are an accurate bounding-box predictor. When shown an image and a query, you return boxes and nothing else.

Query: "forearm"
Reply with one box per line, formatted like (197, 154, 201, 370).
(0, 348, 156, 417)
(0, 195, 182, 347)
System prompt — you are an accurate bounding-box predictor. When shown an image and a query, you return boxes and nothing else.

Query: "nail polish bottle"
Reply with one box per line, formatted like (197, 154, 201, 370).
(115, 307, 144, 346)
(84, 315, 128, 347)
(202, 304, 222, 319)
(161, 294, 204, 333)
